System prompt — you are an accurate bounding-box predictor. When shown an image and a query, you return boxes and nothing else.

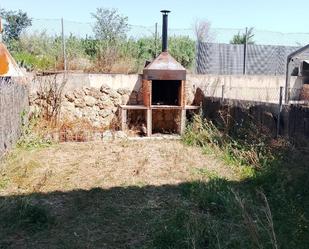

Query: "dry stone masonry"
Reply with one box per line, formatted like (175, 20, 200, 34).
(30, 83, 144, 129)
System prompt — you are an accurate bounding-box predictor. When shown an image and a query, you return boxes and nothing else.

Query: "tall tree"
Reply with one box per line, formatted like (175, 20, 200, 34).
(91, 8, 129, 42)
(0, 9, 32, 42)
(230, 27, 255, 44)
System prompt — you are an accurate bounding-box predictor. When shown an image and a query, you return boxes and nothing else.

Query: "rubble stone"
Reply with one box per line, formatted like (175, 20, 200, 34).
(84, 96, 97, 107)
(30, 82, 150, 129)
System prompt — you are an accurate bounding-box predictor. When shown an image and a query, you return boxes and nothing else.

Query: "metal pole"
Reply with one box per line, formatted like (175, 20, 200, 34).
(243, 27, 248, 75)
(285, 59, 290, 104)
(276, 86, 283, 138)
(61, 18, 67, 72)
(154, 22, 158, 58)
(221, 84, 225, 102)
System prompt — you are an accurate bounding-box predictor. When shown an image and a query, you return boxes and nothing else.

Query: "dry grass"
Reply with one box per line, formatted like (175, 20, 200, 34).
(0, 140, 236, 196)
(0, 137, 308, 248)
(0, 140, 238, 249)
(29, 117, 108, 143)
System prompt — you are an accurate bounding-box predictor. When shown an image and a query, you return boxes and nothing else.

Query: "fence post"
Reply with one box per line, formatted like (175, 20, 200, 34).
(154, 22, 158, 58)
(276, 86, 283, 138)
(287, 87, 291, 103)
(61, 18, 67, 72)
(243, 27, 248, 75)
(221, 84, 225, 102)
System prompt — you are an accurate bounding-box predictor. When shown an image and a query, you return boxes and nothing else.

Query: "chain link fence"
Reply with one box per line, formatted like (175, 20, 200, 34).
(196, 42, 309, 75)
(17, 18, 309, 74)
(26, 19, 309, 46)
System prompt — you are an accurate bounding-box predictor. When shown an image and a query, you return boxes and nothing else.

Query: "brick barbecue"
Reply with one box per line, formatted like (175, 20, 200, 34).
(120, 10, 199, 136)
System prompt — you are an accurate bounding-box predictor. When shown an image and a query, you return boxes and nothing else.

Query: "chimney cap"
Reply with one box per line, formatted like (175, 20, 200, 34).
(161, 10, 171, 15)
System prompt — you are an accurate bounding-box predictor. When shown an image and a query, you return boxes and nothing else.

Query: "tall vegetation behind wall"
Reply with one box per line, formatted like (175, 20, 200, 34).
(1, 7, 196, 73)
(9, 35, 196, 73)
(0, 80, 28, 157)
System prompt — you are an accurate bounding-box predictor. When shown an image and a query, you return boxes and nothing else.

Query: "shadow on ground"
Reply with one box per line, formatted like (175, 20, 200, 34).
(1, 163, 308, 249)
(0, 180, 234, 249)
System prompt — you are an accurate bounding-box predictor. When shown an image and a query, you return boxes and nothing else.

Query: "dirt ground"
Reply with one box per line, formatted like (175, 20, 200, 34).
(0, 140, 237, 248)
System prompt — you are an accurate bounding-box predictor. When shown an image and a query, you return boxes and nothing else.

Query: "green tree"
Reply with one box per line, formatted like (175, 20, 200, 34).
(169, 36, 196, 68)
(91, 8, 129, 42)
(0, 9, 32, 42)
(230, 27, 255, 44)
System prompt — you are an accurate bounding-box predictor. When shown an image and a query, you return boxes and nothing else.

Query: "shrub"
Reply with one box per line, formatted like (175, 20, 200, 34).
(10, 32, 196, 73)
(13, 51, 56, 71)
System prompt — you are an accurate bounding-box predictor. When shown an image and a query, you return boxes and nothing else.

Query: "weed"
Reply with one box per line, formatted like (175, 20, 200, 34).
(183, 114, 276, 171)
(149, 114, 309, 248)
(0, 177, 9, 190)
(17, 115, 52, 150)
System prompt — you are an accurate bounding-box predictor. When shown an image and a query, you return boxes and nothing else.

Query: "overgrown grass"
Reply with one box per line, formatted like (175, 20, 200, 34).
(0, 114, 307, 248)
(182, 115, 278, 173)
(150, 115, 309, 249)
(10, 34, 196, 73)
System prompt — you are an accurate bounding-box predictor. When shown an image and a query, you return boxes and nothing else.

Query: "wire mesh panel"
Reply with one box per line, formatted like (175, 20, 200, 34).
(247, 45, 309, 75)
(20, 18, 309, 44)
(246, 45, 278, 75)
(197, 42, 309, 75)
(196, 43, 244, 74)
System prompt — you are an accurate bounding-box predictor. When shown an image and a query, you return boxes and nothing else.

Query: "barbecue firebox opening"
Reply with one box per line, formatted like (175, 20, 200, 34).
(151, 80, 181, 106)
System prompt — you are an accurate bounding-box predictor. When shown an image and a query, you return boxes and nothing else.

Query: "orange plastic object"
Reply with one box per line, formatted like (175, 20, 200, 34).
(0, 50, 9, 75)
(0, 43, 23, 77)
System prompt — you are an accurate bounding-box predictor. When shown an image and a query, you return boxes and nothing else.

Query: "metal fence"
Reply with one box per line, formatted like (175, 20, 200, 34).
(0, 79, 28, 158)
(196, 42, 309, 75)
(26, 19, 309, 46)
(18, 18, 309, 75)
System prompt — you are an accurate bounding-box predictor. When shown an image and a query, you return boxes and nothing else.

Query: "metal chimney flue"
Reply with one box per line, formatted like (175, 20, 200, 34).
(161, 10, 170, 52)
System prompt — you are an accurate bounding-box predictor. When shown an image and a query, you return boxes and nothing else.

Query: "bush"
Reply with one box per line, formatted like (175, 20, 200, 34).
(13, 51, 56, 71)
(9, 32, 196, 73)
(169, 36, 196, 69)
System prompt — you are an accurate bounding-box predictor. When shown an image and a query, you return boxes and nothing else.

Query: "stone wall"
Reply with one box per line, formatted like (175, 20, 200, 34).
(28, 72, 307, 135)
(30, 82, 144, 129)
(0, 79, 28, 157)
(29, 73, 302, 103)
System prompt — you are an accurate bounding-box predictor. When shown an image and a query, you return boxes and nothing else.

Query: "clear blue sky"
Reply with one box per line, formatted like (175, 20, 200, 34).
(0, 0, 308, 32)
